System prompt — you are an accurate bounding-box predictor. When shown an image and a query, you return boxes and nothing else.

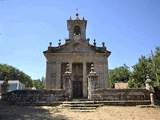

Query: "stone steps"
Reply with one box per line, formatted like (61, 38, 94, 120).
(63, 103, 102, 107)
(61, 101, 103, 112)
(61, 100, 151, 112)
(97, 100, 151, 106)
(9, 100, 151, 107)
(69, 106, 97, 112)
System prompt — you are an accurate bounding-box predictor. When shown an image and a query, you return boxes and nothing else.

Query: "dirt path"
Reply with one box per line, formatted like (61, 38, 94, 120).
(57, 106, 160, 120)
(0, 102, 160, 120)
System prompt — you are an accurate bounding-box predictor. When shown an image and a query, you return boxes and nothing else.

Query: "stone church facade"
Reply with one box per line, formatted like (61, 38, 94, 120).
(43, 14, 111, 99)
(2, 14, 151, 105)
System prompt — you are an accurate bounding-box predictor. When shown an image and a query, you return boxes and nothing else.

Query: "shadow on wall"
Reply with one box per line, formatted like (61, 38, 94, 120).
(154, 87, 160, 104)
(0, 101, 69, 120)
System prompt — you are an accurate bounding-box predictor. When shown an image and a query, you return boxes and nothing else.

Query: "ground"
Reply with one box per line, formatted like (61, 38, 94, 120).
(0, 102, 160, 120)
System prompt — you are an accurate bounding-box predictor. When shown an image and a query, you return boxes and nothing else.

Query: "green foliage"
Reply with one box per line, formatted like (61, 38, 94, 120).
(128, 79, 135, 88)
(152, 47, 160, 86)
(0, 64, 33, 87)
(130, 56, 155, 88)
(109, 64, 131, 86)
(32, 79, 45, 89)
(109, 47, 160, 88)
(130, 47, 160, 88)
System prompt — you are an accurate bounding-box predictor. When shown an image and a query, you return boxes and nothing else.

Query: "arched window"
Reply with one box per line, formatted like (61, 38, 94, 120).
(74, 26, 81, 35)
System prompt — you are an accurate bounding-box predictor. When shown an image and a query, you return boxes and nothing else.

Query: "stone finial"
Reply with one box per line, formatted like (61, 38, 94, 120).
(75, 13, 80, 20)
(145, 75, 154, 93)
(102, 42, 105, 48)
(145, 75, 155, 105)
(87, 38, 90, 41)
(76, 13, 79, 17)
(65, 63, 71, 74)
(87, 38, 90, 45)
(65, 38, 70, 43)
(145, 75, 152, 84)
(49, 42, 52, 47)
(91, 64, 94, 72)
(83, 17, 85, 20)
(66, 64, 70, 72)
(58, 39, 61, 46)
(93, 39, 96, 46)
(75, 8, 81, 20)
(90, 64, 96, 75)
(69, 16, 72, 20)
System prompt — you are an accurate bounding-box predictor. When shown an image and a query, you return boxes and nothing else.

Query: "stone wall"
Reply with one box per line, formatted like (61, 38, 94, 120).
(1, 88, 152, 106)
(91, 88, 150, 101)
(154, 87, 160, 103)
(2, 89, 66, 105)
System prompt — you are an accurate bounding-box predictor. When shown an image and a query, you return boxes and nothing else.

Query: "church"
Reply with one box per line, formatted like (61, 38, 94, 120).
(2, 14, 151, 106)
(43, 13, 111, 99)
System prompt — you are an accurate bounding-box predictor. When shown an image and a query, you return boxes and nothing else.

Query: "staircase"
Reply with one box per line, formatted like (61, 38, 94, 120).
(60, 99, 151, 112)
(61, 100, 103, 112)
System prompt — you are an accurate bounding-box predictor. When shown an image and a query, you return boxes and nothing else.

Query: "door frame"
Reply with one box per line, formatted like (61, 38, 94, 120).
(72, 63, 83, 99)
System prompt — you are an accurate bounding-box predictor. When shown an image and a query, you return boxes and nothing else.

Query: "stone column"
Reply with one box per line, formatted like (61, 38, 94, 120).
(83, 62, 87, 98)
(150, 93, 155, 105)
(88, 64, 98, 100)
(63, 64, 72, 100)
(145, 75, 155, 105)
(69, 61, 72, 97)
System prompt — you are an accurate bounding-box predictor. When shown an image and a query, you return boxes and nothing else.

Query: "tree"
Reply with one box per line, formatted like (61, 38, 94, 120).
(109, 64, 131, 87)
(32, 79, 45, 89)
(0, 64, 33, 87)
(109, 47, 160, 88)
(129, 56, 155, 88)
(152, 47, 160, 86)
(41, 76, 46, 88)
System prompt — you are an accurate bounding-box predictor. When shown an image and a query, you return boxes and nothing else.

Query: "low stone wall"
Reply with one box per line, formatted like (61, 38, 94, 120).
(1, 88, 152, 106)
(2, 89, 66, 105)
(91, 88, 150, 101)
(154, 87, 160, 103)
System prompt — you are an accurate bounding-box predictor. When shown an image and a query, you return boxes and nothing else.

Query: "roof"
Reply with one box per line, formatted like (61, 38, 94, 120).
(43, 40, 111, 57)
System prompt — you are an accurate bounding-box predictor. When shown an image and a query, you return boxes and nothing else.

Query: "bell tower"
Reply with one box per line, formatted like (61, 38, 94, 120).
(67, 13, 87, 41)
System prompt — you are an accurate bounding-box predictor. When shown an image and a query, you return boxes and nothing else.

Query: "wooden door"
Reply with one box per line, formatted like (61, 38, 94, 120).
(72, 63, 83, 98)
(72, 81, 83, 98)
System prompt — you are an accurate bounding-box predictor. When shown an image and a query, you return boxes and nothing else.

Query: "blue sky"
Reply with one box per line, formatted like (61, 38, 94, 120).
(0, 0, 160, 79)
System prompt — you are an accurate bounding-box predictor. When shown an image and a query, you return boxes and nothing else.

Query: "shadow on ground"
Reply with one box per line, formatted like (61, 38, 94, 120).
(0, 101, 69, 120)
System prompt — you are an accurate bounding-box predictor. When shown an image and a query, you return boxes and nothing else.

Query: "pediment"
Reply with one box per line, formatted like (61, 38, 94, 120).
(56, 40, 95, 53)
(44, 40, 110, 56)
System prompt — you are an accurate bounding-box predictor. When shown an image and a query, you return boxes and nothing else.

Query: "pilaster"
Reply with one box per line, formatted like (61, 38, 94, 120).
(83, 62, 87, 98)
(56, 62, 61, 89)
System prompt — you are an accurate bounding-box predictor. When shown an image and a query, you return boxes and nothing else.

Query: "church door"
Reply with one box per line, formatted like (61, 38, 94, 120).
(72, 63, 83, 98)
(72, 81, 83, 98)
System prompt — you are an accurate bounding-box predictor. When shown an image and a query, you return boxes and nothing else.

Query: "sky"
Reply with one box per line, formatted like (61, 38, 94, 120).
(0, 0, 160, 79)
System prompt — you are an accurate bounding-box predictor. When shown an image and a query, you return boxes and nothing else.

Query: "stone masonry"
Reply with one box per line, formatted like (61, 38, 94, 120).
(43, 13, 111, 99)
